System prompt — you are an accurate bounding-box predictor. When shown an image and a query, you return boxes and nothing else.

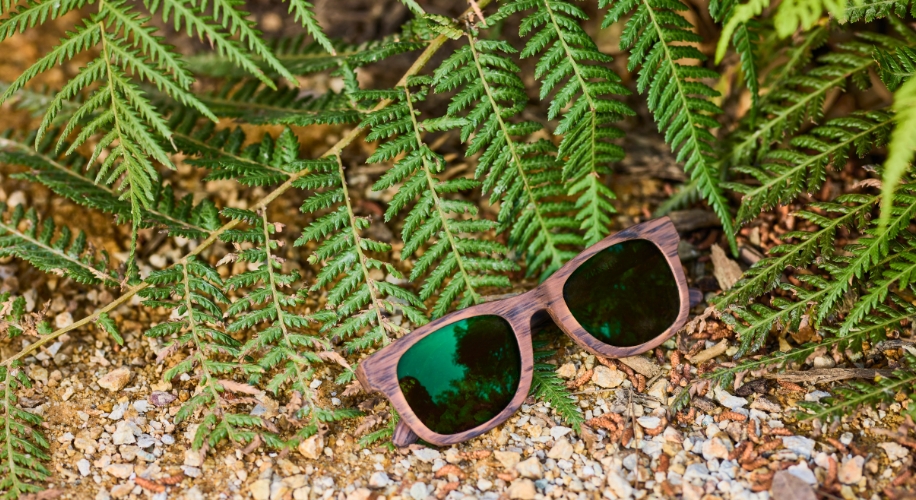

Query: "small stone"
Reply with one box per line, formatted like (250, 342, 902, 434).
(606, 470, 633, 499)
(750, 396, 781, 413)
(110, 483, 134, 499)
(839, 432, 854, 445)
(812, 356, 836, 369)
(347, 488, 372, 500)
(714, 387, 748, 410)
(367, 472, 390, 488)
(298, 434, 322, 460)
(477, 479, 493, 491)
(136, 435, 155, 448)
(74, 436, 98, 454)
(702, 437, 731, 460)
(838, 456, 864, 485)
(161, 434, 175, 445)
(409, 482, 428, 500)
(55, 311, 73, 329)
(181, 466, 201, 478)
(880, 442, 909, 461)
(637, 416, 661, 430)
(507, 479, 536, 500)
(105, 464, 133, 479)
(546, 439, 573, 460)
(183, 449, 203, 467)
(787, 462, 817, 484)
(412, 448, 441, 463)
(249, 479, 271, 500)
(98, 368, 131, 392)
(592, 365, 626, 388)
(149, 391, 176, 407)
(648, 379, 669, 402)
(804, 390, 831, 403)
(494, 450, 521, 469)
(132, 400, 151, 414)
(549, 426, 572, 439)
(119, 446, 138, 462)
(77, 459, 91, 477)
(111, 423, 136, 445)
(771, 471, 817, 500)
(29, 366, 49, 385)
(556, 363, 577, 379)
(781, 436, 816, 458)
(515, 457, 542, 479)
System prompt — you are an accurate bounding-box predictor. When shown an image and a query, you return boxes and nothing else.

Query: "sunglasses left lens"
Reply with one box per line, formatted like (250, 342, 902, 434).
(397, 315, 521, 435)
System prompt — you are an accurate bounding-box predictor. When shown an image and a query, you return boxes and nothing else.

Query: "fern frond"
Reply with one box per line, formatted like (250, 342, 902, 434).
(601, 0, 737, 253)
(294, 155, 429, 351)
(531, 341, 583, 431)
(281, 0, 336, 54)
(773, 0, 846, 38)
(433, 31, 583, 279)
(0, 0, 87, 43)
(840, 247, 916, 334)
(0, 364, 50, 500)
(0, 202, 119, 286)
(141, 257, 269, 449)
(196, 80, 362, 126)
(499, 0, 634, 246)
(363, 78, 516, 318)
(726, 110, 894, 223)
(845, 0, 915, 23)
(880, 72, 916, 229)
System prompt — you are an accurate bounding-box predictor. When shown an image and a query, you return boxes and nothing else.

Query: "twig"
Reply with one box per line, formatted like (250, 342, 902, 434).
(763, 368, 896, 384)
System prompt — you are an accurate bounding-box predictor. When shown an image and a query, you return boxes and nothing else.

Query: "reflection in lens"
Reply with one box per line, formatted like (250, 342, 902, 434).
(563, 239, 679, 347)
(397, 315, 521, 435)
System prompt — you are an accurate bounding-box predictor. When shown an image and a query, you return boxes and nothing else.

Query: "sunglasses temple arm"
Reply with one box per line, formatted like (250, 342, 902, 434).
(392, 419, 419, 447)
(688, 288, 703, 309)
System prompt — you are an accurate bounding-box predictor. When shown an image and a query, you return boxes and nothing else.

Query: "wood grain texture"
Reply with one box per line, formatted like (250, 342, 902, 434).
(357, 217, 690, 446)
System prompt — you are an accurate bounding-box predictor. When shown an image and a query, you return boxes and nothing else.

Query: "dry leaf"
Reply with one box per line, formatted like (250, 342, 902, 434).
(711, 244, 743, 291)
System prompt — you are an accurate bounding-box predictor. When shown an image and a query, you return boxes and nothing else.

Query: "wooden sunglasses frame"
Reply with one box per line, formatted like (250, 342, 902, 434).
(356, 217, 691, 447)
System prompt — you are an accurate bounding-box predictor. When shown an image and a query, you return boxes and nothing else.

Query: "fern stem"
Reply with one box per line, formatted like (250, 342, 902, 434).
(403, 85, 481, 306)
(258, 209, 315, 408)
(179, 263, 220, 406)
(174, 132, 290, 176)
(2, 369, 20, 495)
(0, 2, 486, 368)
(807, 369, 916, 421)
(467, 33, 564, 271)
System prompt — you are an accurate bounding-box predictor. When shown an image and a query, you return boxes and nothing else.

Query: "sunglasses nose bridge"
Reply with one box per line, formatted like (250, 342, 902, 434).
(355, 362, 374, 393)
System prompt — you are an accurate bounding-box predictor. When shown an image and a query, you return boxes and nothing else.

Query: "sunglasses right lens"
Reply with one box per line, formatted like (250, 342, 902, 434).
(563, 239, 680, 347)
(397, 315, 521, 435)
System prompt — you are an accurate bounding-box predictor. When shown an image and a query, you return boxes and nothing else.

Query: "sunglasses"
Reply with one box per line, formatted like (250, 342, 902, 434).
(356, 217, 699, 447)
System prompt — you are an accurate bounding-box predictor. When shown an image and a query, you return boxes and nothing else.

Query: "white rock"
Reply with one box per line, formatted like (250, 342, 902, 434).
(546, 439, 573, 460)
(515, 457, 543, 479)
(77, 459, 91, 477)
(556, 363, 577, 379)
(409, 482, 428, 500)
(54, 311, 73, 329)
(749, 397, 781, 413)
(98, 368, 131, 392)
(838, 456, 864, 485)
(507, 479, 536, 500)
(702, 437, 731, 460)
(592, 366, 626, 388)
(249, 479, 271, 500)
(714, 387, 748, 410)
(132, 400, 150, 414)
(550, 426, 572, 439)
(787, 462, 817, 484)
(637, 416, 661, 429)
(477, 478, 493, 491)
(298, 435, 322, 460)
(110, 483, 133, 498)
(648, 379, 669, 402)
(104, 464, 133, 479)
(606, 469, 634, 499)
(412, 448, 441, 463)
(804, 390, 831, 402)
(111, 423, 136, 445)
(839, 432, 854, 445)
(494, 450, 521, 469)
(781, 435, 816, 458)
(183, 449, 203, 467)
(812, 356, 836, 369)
(367, 472, 390, 489)
(880, 442, 909, 461)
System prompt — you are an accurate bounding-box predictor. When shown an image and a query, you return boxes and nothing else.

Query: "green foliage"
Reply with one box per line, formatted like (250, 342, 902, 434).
(531, 341, 583, 431)
(881, 75, 916, 229)
(0, 364, 49, 500)
(433, 30, 583, 280)
(294, 155, 429, 351)
(141, 258, 268, 449)
(0, 202, 119, 287)
(601, 0, 737, 254)
(773, 0, 846, 38)
(198, 80, 361, 126)
(363, 78, 516, 317)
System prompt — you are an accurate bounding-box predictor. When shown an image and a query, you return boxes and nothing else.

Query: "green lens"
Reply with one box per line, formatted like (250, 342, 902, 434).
(397, 315, 521, 435)
(563, 239, 680, 347)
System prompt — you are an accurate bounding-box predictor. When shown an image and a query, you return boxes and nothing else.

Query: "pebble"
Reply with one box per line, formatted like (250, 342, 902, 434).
(105, 464, 133, 479)
(111, 423, 136, 446)
(161, 434, 175, 445)
(606, 469, 633, 499)
(592, 366, 626, 388)
(787, 462, 817, 484)
(771, 470, 817, 500)
(77, 459, 91, 476)
(367, 472, 390, 488)
(812, 356, 836, 369)
(477, 479, 493, 491)
(838, 456, 864, 484)
(149, 391, 177, 407)
(546, 439, 573, 460)
(249, 479, 271, 500)
(412, 448, 440, 463)
(184, 449, 202, 467)
(549, 426, 572, 439)
(702, 437, 731, 460)
(515, 456, 542, 479)
(136, 435, 155, 448)
(647, 379, 668, 402)
(839, 432, 854, 445)
(749, 396, 781, 412)
(637, 416, 661, 429)
(714, 387, 748, 410)
(298, 435, 322, 460)
(409, 482, 428, 500)
(556, 363, 576, 379)
(879, 442, 909, 461)
(55, 311, 73, 329)
(804, 390, 831, 402)
(98, 368, 131, 392)
(110, 483, 133, 498)
(507, 479, 536, 500)
(781, 435, 816, 458)
(132, 400, 151, 413)
(494, 450, 521, 469)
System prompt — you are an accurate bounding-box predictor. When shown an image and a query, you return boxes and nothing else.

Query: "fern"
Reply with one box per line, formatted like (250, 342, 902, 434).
(433, 30, 583, 280)
(363, 78, 516, 318)
(293, 155, 429, 352)
(141, 258, 269, 449)
(532, 341, 583, 431)
(0, 202, 119, 286)
(196, 80, 362, 126)
(601, 0, 737, 254)
(0, 364, 49, 500)
(495, 0, 634, 245)
(773, 0, 847, 38)
(880, 71, 916, 229)
(844, 0, 915, 22)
